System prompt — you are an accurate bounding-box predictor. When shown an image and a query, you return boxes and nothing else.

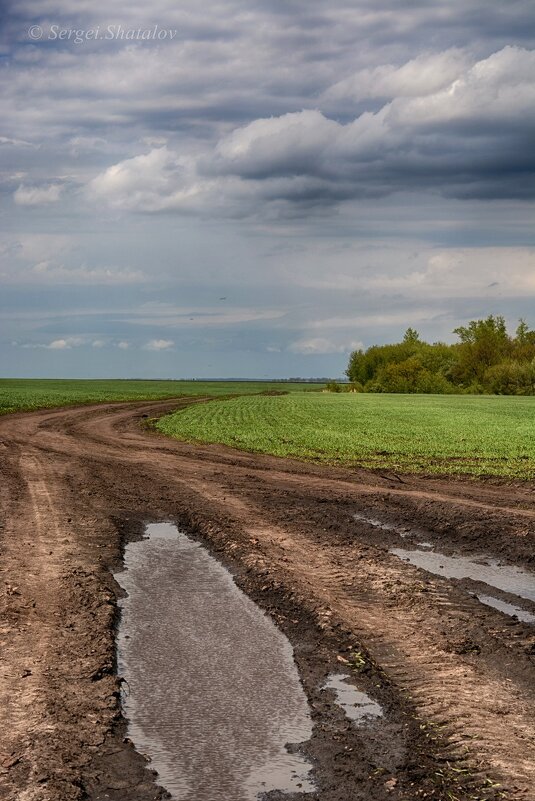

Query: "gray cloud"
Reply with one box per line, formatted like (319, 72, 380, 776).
(1, 0, 534, 377)
(82, 47, 535, 218)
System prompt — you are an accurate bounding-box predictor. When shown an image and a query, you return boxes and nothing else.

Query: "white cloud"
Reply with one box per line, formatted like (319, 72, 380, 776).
(85, 46, 535, 216)
(288, 337, 363, 355)
(393, 45, 535, 126)
(284, 243, 535, 302)
(0, 136, 35, 147)
(212, 47, 535, 196)
(324, 49, 471, 102)
(144, 338, 175, 351)
(117, 341, 130, 349)
(402, 248, 535, 298)
(14, 183, 63, 206)
(213, 109, 338, 174)
(47, 338, 78, 349)
(87, 147, 210, 212)
(19, 336, 86, 350)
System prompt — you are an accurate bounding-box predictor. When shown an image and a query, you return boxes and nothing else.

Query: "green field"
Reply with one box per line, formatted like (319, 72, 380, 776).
(0, 379, 316, 416)
(156, 392, 535, 478)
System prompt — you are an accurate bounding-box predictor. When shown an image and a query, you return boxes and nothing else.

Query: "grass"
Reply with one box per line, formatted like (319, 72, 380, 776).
(0, 379, 317, 416)
(156, 392, 535, 479)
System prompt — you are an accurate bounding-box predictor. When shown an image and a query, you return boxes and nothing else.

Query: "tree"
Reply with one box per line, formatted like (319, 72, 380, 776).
(403, 327, 421, 345)
(345, 315, 535, 395)
(515, 319, 530, 344)
(451, 315, 511, 383)
(512, 319, 535, 363)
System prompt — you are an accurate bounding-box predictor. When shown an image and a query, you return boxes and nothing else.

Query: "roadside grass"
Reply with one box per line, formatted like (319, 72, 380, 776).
(0, 379, 316, 416)
(156, 392, 535, 479)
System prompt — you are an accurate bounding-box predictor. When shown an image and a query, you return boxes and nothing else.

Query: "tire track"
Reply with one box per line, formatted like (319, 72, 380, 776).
(0, 399, 533, 800)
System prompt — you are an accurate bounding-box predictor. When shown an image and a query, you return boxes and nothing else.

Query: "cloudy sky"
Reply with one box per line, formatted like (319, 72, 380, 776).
(1, 1, 534, 378)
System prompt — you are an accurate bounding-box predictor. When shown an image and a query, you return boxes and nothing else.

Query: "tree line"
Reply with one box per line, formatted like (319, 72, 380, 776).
(343, 316, 535, 395)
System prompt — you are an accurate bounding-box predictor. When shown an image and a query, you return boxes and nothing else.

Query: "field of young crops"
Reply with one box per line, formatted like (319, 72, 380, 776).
(0, 379, 314, 416)
(157, 392, 535, 478)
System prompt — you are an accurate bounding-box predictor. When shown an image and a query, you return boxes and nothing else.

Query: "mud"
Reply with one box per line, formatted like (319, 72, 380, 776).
(0, 397, 534, 800)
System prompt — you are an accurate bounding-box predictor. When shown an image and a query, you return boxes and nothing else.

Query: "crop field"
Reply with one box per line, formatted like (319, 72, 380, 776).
(157, 391, 535, 478)
(0, 378, 316, 416)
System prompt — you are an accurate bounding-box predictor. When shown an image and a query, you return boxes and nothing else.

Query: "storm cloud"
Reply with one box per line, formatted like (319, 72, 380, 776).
(1, 0, 534, 377)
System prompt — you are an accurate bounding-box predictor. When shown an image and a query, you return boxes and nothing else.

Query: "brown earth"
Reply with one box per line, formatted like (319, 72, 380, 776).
(0, 397, 534, 801)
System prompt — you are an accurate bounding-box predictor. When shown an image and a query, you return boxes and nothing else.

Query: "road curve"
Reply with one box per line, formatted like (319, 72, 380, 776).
(0, 399, 534, 801)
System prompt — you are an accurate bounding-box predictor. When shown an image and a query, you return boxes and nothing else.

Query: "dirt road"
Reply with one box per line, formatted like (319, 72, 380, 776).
(0, 399, 534, 801)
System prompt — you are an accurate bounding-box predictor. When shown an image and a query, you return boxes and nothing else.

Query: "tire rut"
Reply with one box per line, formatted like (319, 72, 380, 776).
(0, 399, 534, 800)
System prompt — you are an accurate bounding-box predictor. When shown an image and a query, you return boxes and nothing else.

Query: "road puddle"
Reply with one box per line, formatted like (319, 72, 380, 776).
(354, 511, 535, 624)
(391, 547, 535, 621)
(116, 522, 314, 800)
(323, 673, 383, 723)
(353, 512, 410, 537)
(471, 593, 535, 624)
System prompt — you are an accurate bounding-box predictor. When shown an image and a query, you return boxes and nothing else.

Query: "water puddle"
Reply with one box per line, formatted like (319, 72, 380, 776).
(390, 547, 535, 604)
(353, 512, 409, 537)
(391, 547, 535, 617)
(355, 511, 535, 624)
(322, 673, 383, 724)
(116, 522, 314, 800)
(354, 512, 432, 549)
(471, 593, 535, 624)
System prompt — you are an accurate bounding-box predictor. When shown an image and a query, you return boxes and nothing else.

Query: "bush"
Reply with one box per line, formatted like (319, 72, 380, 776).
(484, 360, 535, 395)
(371, 357, 455, 394)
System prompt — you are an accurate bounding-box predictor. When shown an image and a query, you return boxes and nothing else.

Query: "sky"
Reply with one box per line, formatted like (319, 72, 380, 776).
(1, 0, 534, 379)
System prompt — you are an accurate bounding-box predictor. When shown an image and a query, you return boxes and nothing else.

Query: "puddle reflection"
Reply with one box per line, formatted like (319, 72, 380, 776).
(116, 522, 314, 800)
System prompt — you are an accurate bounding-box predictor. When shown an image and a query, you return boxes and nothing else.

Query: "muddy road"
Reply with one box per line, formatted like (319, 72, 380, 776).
(0, 398, 534, 801)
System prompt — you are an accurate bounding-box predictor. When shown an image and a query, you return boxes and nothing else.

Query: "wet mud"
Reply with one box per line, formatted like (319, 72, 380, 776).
(0, 398, 534, 800)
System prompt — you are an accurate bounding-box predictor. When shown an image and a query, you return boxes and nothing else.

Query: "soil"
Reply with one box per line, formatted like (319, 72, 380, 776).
(0, 397, 534, 801)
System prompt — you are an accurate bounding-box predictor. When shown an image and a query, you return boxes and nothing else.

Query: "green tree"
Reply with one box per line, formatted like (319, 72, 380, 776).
(515, 319, 530, 344)
(451, 315, 511, 384)
(345, 315, 535, 395)
(403, 327, 421, 345)
(512, 319, 535, 364)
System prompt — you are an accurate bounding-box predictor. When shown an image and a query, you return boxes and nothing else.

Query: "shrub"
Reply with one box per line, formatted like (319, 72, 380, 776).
(484, 360, 535, 395)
